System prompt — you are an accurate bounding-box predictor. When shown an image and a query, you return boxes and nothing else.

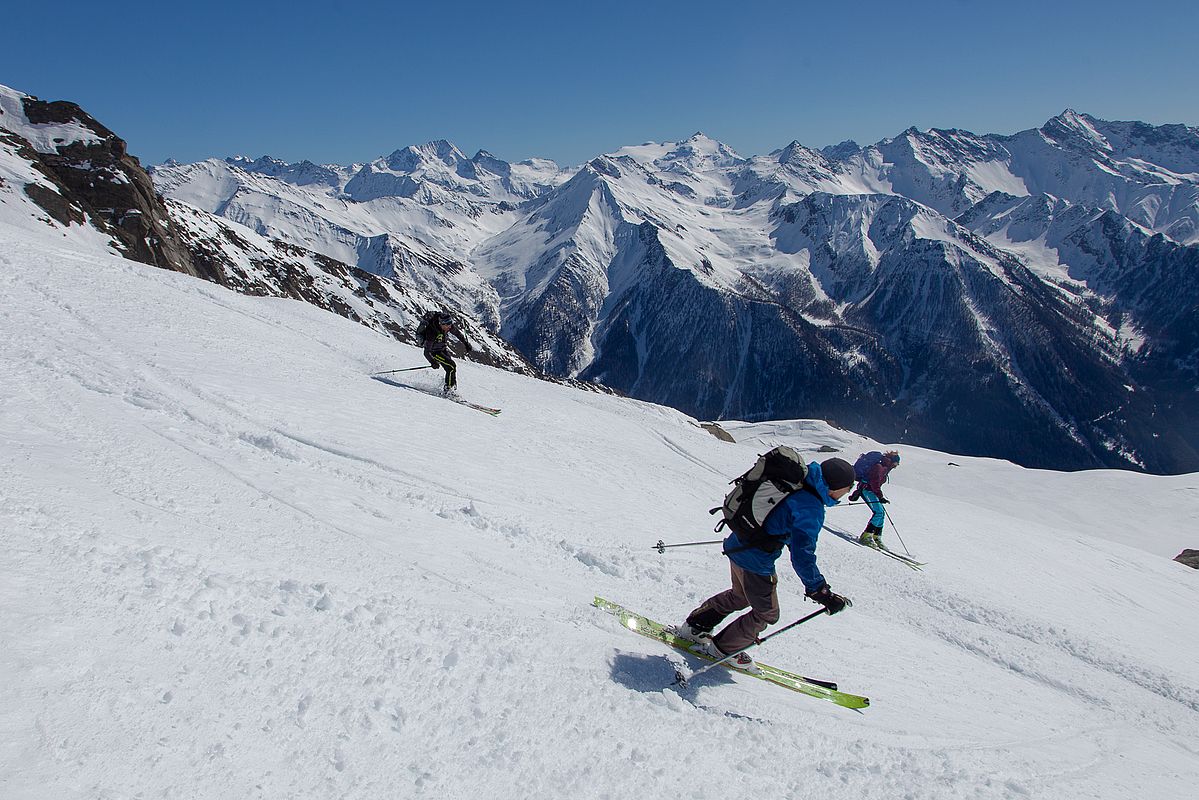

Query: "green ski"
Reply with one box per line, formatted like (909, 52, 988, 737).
(823, 526, 925, 570)
(593, 597, 869, 710)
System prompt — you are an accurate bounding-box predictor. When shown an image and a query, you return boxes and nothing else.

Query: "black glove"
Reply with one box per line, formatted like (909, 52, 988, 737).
(848, 488, 862, 502)
(806, 585, 851, 615)
(878, 497, 889, 504)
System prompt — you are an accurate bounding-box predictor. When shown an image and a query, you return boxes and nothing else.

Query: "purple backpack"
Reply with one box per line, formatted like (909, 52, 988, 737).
(853, 451, 884, 483)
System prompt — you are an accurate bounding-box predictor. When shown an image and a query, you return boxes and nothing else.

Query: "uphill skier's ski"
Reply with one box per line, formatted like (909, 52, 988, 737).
(371, 375, 501, 416)
(451, 398, 502, 416)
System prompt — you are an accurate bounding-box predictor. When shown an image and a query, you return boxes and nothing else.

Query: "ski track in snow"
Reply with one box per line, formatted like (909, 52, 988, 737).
(2, 233, 1198, 799)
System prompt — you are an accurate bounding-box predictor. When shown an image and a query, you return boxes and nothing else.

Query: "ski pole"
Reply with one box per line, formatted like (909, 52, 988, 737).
(652, 538, 724, 554)
(882, 506, 912, 556)
(673, 607, 829, 686)
(371, 365, 435, 376)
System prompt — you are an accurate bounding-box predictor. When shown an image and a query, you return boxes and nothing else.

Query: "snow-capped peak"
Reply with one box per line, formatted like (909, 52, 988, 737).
(224, 155, 346, 188)
(821, 140, 862, 161)
(660, 132, 744, 169)
(381, 139, 470, 172)
(776, 140, 832, 168)
(1042, 109, 1111, 150)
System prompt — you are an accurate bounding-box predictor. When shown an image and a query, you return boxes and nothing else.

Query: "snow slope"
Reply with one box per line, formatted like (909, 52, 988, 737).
(2, 228, 1197, 799)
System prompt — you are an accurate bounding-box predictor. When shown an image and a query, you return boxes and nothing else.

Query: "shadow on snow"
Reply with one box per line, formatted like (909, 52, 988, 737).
(607, 650, 767, 721)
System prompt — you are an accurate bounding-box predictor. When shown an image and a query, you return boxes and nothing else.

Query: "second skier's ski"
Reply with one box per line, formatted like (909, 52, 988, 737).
(824, 526, 926, 569)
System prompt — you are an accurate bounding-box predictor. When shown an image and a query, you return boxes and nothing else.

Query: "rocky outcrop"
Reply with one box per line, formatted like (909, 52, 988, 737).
(1174, 550, 1199, 569)
(15, 94, 201, 277)
(700, 422, 736, 443)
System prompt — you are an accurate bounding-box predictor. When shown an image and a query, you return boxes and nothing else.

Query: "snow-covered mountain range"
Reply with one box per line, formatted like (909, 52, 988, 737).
(149, 111, 1199, 474)
(4, 81, 1197, 472)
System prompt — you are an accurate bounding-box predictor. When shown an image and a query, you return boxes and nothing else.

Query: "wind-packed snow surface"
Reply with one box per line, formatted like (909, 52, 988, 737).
(2, 228, 1197, 799)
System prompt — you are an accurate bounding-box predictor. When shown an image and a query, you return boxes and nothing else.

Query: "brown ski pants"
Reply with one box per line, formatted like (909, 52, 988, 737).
(685, 560, 780, 653)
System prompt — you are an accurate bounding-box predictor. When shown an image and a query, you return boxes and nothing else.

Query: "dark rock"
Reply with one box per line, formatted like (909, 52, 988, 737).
(23, 182, 85, 226)
(1174, 550, 1199, 569)
(18, 94, 199, 276)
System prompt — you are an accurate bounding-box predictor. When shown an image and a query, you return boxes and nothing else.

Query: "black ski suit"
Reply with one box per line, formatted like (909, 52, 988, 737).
(419, 318, 472, 390)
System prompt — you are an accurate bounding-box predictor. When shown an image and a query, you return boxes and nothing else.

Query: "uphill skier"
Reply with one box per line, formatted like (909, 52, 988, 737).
(671, 455, 856, 673)
(851, 450, 901, 548)
(416, 310, 473, 396)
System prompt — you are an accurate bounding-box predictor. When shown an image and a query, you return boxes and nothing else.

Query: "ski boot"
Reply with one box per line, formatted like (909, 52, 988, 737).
(698, 639, 761, 674)
(859, 523, 882, 548)
(666, 622, 712, 644)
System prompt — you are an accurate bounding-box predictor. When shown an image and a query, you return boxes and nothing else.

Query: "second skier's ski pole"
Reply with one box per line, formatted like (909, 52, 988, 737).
(652, 538, 724, 554)
(673, 607, 829, 686)
(882, 506, 911, 555)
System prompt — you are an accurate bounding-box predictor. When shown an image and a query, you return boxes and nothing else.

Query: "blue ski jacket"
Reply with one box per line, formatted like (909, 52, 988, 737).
(722, 460, 838, 592)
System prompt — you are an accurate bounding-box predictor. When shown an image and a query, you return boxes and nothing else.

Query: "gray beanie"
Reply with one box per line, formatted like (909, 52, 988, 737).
(820, 457, 856, 491)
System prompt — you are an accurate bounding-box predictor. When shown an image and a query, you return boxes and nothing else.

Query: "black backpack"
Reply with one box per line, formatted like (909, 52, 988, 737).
(415, 310, 439, 338)
(710, 446, 815, 553)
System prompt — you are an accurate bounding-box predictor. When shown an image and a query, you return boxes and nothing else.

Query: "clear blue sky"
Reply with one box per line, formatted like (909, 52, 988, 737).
(3, 0, 1196, 167)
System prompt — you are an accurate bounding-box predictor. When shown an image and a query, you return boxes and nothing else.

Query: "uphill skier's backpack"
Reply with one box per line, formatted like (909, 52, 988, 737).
(415, 310, 439, 338)
(710, 446, 817, 553)
(853, 451, 885, 484)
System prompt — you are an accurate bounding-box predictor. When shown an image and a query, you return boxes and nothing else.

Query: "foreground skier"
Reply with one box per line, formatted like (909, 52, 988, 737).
(674, 457, 856, 672)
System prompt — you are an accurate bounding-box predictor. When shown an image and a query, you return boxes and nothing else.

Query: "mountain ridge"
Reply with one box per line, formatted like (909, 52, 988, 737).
(4, 81, 1196, 472)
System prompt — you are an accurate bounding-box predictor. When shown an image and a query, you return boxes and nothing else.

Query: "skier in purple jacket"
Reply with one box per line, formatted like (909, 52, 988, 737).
(852, 450, 900, 547)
